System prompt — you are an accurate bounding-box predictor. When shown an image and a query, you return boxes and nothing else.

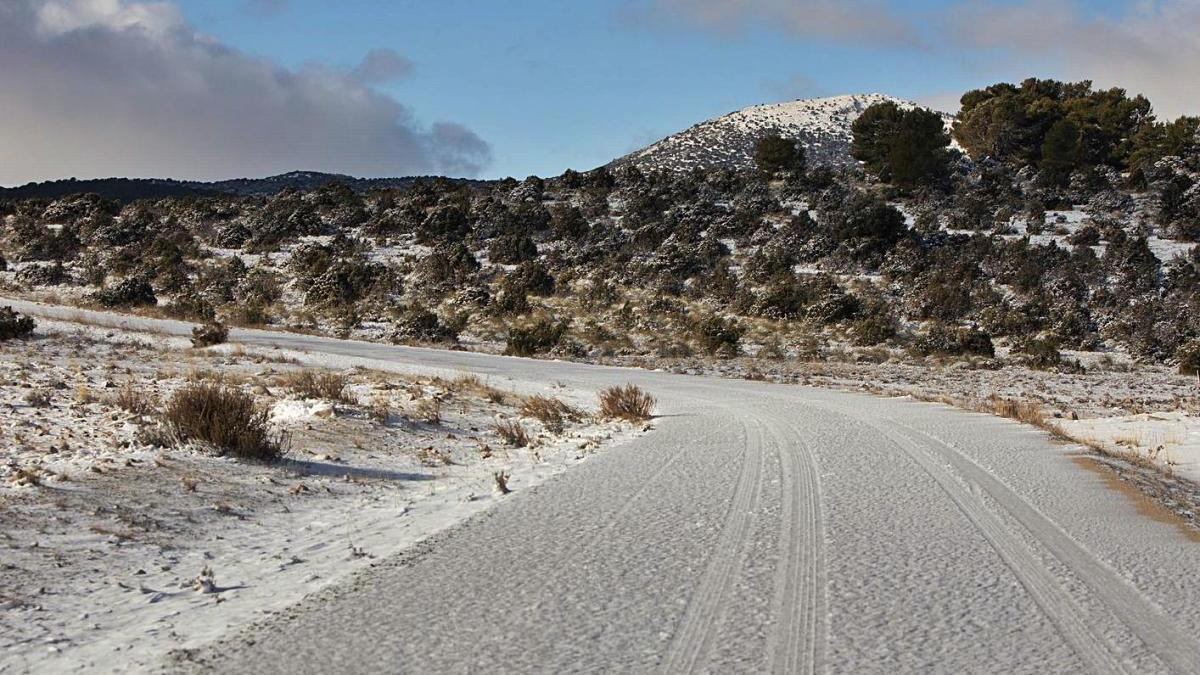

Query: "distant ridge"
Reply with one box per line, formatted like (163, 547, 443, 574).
(611, 94, 954, 173)
(0, 171, 481, 202)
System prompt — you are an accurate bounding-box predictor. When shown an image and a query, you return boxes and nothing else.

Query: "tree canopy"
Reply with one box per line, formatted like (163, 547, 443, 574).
(850, 102, 952, 191)
(753, 133, 806, 176)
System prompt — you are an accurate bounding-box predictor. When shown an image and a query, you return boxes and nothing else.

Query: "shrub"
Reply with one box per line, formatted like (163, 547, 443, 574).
(93, 276, 157, 308)
(391, 306, 458, 343)
(916, 323, 994, 358)
(1069, 225, 1101, 246)
(693, 314, 743, 358)
(191, 321, 229, 348)
(414, 397, 442, 424)
(488, 233, 538, 264)
(598, 384, 656, 422)
(280, 370, 351, 403)
(162, 383, 285, 461)
(112, 381, 157, 416)
(505, 318, 568, 356)
(494, 418, 530, 447)
(520, 395, 582, 434)
(23, 389, 52, 408)
(0, 307, 35, 341)
(1013, 336, 1068, 370)
(850, 316, 896, 346)
(1176, 339, 1200, 379)
(164, 287, 216, 321)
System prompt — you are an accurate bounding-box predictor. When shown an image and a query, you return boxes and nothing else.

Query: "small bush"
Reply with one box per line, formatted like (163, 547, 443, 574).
(1012, 336, 1074, 371)
(23, 389, 52, 408)
(280, 370, 351, 403)
(494, 418, 530, 447)
(505, 318, 568, 356)
(92, 276, 157, 308)
(693, 314, 743, 358)
(390, 306, 458, 343)
(598, 384, 656, 422)
(0, 307, 35, 341)
(1177, 339, 1200, 379)
(191, 321, 229, 348)
(414, 397, 442, 424)
(520, 395, 582, 434)
(162, 383, 285, 461)
(916, 323, 994, 358)
(112, 381, 157, 416)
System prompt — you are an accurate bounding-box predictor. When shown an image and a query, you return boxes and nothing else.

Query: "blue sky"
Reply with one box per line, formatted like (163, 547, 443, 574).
(166, 0, 1058, 178)
(3, 0, 1196, 184)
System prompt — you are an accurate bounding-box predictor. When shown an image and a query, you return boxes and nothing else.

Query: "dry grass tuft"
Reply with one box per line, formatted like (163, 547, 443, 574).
(494, 418, 530, 447)
(980, 396, 1046, 427)
(442, 374, 509, 405)
(598, 384, 656, 422)
(112, 381, 158, 416)
(23, 389, 52, 409)
(280, 370, 351, 403)
(520, 395, 583, 434)
(414, 397, 442, 424)
(368, 393, 391, 424)
(162, 383, 286, 461)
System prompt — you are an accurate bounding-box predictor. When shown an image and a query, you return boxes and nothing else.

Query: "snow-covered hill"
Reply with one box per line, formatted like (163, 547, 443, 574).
(610, 94, 953, 173)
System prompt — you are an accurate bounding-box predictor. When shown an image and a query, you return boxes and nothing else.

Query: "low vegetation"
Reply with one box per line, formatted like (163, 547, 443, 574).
(0, 306, 35, 341)
(519, 394, 582, 434)
(279, 370, 351, 403)
(191, 320, 229, 348)
(493, 418, 530, 447)
(162, 383, 286, 461)
(598, 384, 656, 422)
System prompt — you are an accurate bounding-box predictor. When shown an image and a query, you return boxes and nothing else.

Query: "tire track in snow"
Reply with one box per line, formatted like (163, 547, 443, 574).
(658, 415, 766, 674)
(879, 414, 1200, 674)
(762, 413, 827, 675)
(864, 419, 1129, 675)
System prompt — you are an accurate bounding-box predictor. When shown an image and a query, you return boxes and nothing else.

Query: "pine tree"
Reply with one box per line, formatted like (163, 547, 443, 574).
(753, 133, 806, 176)
(1040, 118, 1081, 186)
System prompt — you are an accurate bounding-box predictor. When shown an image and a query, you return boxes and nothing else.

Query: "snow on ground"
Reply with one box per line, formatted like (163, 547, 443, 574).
(0, 319, 641, 673)
(1058, 412, 1200, 484)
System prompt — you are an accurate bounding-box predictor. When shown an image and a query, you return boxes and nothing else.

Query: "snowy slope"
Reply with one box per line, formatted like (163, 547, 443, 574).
(611, 93, 954, 173)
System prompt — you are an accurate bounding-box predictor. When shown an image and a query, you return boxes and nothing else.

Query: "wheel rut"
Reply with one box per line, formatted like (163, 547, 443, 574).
(658, 415, 766, 673)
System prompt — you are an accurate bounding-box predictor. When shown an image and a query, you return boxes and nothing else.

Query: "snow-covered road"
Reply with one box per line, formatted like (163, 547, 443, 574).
(6, 299, 1200, 674)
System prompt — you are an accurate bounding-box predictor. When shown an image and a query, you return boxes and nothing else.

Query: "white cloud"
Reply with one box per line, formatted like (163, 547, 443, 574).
(0, 0, 491, 185)
(352, 48, 415, 84)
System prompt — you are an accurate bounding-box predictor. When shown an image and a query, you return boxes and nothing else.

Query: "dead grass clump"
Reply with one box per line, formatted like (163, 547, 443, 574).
(23, 389, 52, 409)
(981, 396, 1046, 427)
(280, 370, 351, 403)
(494, 418, 530, 447)
(446, 374, 509, 404)
(112, 381, 158, 416)
(414, 397, 442, 424)
(520, 395, 583, 434)
(368, 394, 391, 424)
(598, 384, 656, 422)
(162, 383, 286, 461)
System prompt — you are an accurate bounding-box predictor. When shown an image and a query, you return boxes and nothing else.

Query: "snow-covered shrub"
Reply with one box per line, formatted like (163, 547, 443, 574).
(0, 306, 35, 341)
(191, 321, 229, 348)
(92, 276, 157, 308)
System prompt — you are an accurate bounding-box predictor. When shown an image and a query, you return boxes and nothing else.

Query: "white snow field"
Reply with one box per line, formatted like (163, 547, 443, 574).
(5, 299, 1200, 674)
